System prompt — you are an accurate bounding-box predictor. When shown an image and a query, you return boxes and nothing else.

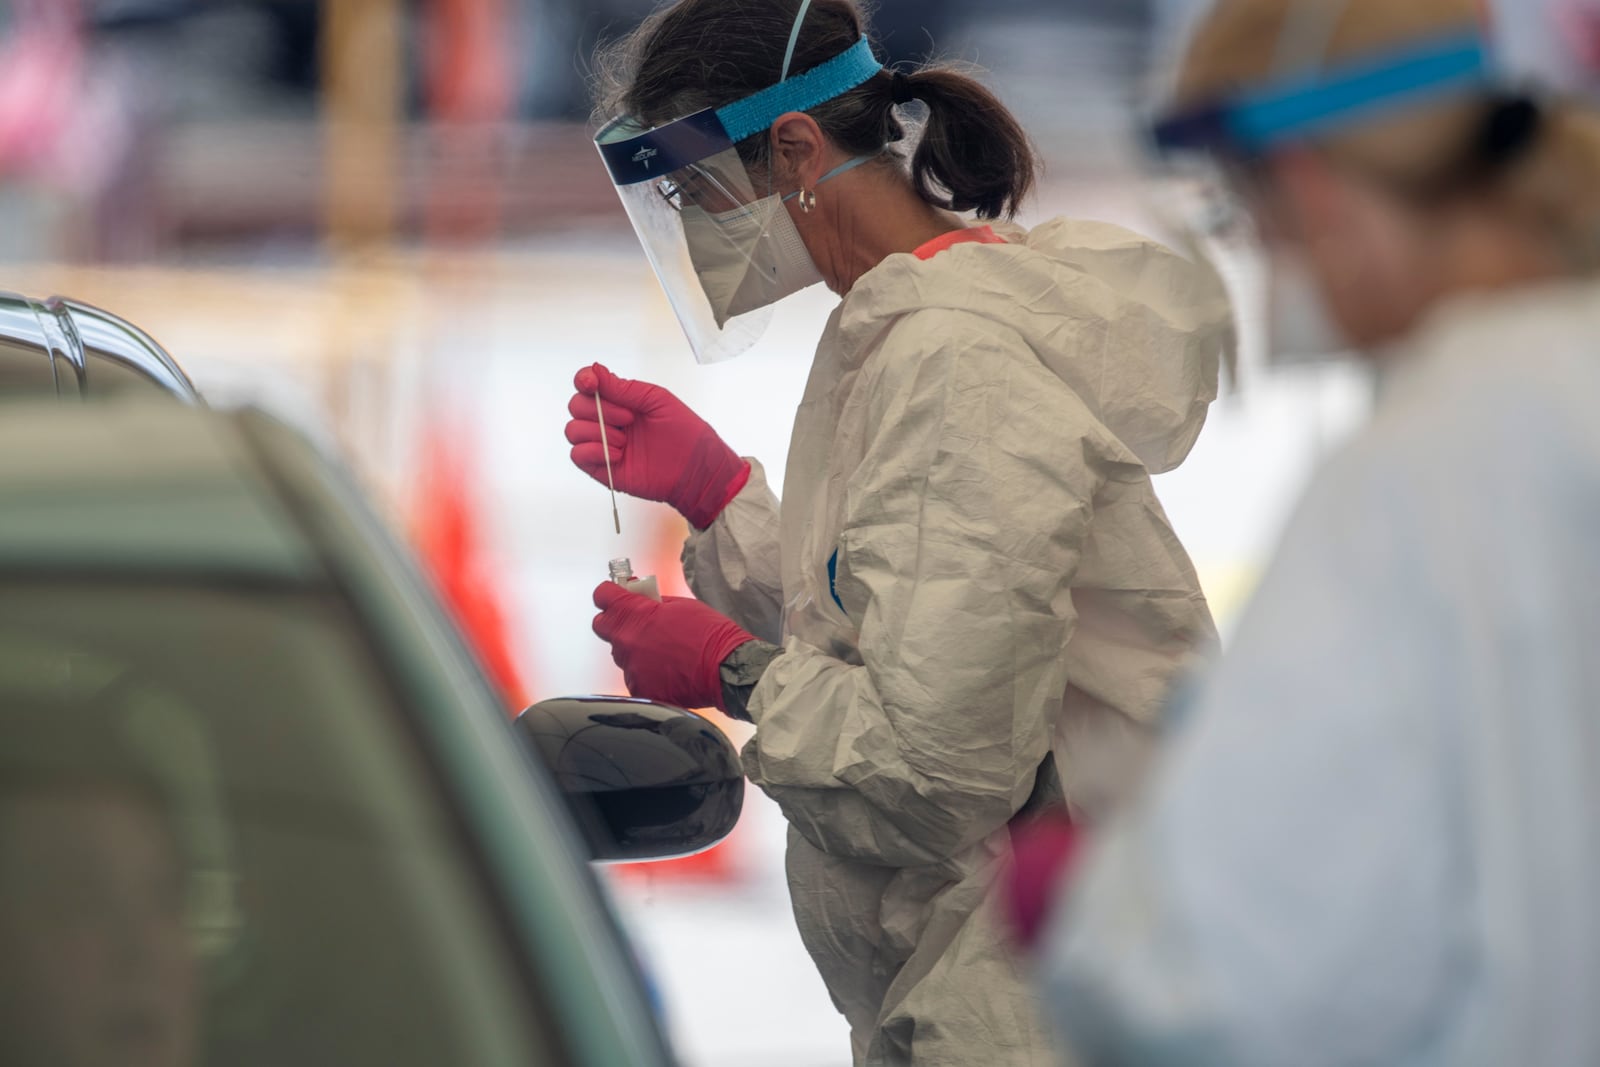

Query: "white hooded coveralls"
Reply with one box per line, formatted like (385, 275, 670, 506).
(685, 219, 1232, 1065)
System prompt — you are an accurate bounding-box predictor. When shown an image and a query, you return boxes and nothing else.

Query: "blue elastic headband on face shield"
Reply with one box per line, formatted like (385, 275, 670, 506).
(1152, 30, 1495, 159)
(716, 34, 882, 141)
(598, 35, 884, 186)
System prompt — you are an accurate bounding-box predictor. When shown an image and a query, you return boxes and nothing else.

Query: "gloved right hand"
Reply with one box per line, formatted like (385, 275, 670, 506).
(566, 363, 751, 531)
(1002, 812, 1083, 951)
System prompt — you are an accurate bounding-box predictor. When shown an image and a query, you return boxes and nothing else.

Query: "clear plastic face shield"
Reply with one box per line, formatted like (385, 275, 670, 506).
(1143, 18, 1500, 367)
(596, 31, 884, 364)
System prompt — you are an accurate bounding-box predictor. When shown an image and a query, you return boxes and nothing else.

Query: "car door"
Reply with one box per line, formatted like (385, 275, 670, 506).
(0, 402, 675, 1067)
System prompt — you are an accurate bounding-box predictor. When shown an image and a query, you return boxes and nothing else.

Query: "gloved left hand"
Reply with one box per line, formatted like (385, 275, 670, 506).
(592, 582, 755, 711)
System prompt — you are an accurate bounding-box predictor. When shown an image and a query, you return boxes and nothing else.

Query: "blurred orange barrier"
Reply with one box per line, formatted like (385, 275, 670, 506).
(412, 415, 533, 712)
(424, 0, 515, 124)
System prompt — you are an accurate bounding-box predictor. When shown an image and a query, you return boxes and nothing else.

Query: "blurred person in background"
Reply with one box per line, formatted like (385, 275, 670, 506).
(564, 0, 1233, 1062)
(1036, 0, 1600, 1064)
(0, 704, 199, 1067)
(0, 0, 145, 260)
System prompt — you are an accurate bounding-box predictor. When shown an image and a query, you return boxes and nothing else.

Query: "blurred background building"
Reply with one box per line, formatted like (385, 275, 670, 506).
(0, 2, 1369, 1063)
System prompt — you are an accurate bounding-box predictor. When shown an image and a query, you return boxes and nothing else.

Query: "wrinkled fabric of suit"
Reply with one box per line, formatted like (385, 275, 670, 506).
(684, 218, 1233, 1065)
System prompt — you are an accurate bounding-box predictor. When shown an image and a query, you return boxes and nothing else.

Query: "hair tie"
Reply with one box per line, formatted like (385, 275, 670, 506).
(1407, 93, 1546, 200)
(1478, 94, 1543, 169)
(891, 71, 918, 106)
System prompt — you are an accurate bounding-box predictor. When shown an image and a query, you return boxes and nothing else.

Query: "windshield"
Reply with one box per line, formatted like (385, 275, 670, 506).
(0, 581, 555, 1067)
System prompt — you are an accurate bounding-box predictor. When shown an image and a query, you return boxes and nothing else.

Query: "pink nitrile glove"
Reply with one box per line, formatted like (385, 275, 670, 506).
(1003, 813, 1084, 951)
(566, 363, 751, 531)
(592, 582, 755, 711)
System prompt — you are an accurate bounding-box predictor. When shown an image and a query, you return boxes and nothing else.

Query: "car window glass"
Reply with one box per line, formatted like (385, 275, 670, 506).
(0, 341, 56, 398)
(0, 584, 558, 1067)
(83, 353, 178, 400)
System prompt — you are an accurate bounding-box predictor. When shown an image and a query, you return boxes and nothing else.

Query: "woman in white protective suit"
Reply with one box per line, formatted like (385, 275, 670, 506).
(564, 0, 1233, 1062)
(1037, 0, 1600, 1064)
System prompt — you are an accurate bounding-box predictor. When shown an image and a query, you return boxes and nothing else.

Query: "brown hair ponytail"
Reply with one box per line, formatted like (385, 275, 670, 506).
(894, 66, 1037, 220)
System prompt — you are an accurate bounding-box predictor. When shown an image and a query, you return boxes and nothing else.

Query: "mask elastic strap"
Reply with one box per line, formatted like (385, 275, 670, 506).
(768, 0, 817, 202)
(781, 0, 815, 82)
(781, 152, 879, 202)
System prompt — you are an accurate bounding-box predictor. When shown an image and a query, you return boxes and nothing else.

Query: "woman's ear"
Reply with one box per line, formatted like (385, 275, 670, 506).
(769, 112, 827, 190)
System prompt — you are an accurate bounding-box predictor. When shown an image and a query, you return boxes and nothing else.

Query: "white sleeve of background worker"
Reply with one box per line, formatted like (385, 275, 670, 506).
(682, 459, 785, 645)
(1037, 446, 1464, 1066)
(738, 310, 1110, 868)
(1039, 283, 1600, 1067)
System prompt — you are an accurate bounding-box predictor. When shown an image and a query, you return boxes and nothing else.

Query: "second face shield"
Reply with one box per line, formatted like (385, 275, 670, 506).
(1144, 25, 1498, 367)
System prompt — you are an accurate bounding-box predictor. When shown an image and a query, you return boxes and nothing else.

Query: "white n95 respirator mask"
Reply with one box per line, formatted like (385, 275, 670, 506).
(682, 196, 825, 328)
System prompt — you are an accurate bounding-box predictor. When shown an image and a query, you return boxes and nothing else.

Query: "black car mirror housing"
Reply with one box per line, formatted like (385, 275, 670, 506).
(514, 697, 744, 864)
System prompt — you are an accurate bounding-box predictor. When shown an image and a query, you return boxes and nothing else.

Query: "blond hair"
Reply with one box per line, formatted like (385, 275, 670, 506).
(1176, 0, 1600, 270)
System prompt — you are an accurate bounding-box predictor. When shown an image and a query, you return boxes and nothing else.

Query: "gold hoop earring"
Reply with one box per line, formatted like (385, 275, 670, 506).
(799, 189, 817, 214)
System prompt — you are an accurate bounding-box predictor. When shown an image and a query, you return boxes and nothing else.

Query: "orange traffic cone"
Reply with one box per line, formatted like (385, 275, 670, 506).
(412, 416, 532, 713)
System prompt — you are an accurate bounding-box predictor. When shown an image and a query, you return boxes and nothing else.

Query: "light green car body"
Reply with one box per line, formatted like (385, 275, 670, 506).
(0, 400, 676, 1067)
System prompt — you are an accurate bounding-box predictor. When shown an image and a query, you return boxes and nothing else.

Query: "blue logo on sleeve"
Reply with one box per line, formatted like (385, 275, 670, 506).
(827, 549, 846, 614)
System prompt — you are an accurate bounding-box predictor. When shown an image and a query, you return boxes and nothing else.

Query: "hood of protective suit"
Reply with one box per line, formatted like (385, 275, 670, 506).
(835, 217, 1235, 474)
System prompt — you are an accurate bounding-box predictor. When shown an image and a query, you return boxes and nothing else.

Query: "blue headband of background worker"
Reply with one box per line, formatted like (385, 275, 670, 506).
(597, 36, 883, 186)
(1152, 30, 1494, 158)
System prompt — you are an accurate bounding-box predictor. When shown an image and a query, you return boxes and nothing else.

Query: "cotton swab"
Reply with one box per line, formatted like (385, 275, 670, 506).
(595, 393, 622, 535)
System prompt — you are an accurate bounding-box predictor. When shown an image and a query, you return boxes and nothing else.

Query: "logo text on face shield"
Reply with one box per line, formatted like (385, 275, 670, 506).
(633, 147, 660, 169)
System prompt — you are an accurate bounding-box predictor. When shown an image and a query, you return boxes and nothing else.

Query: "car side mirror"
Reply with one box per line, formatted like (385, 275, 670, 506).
(514, 697, 744, 863)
